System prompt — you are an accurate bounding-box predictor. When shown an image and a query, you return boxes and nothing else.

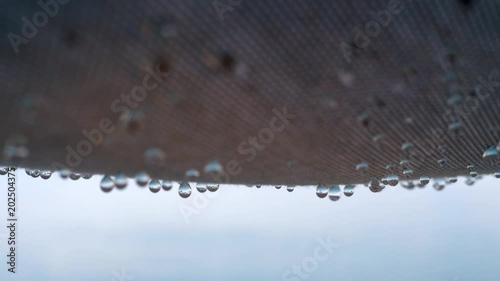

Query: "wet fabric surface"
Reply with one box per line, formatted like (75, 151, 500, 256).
(1, 0, 500, 185)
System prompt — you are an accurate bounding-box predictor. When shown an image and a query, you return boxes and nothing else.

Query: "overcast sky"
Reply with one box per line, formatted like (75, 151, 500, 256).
(1, 172, 500, 281)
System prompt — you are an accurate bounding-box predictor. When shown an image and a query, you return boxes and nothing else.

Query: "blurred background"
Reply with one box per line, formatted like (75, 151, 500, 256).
(1, 174, 499, 281)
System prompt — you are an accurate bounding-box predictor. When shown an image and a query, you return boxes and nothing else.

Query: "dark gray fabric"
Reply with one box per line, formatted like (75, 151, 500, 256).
(1, 0, 500, 185)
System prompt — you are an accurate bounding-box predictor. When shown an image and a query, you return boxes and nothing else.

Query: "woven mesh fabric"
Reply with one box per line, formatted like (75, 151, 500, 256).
(1, 0, 500, 185)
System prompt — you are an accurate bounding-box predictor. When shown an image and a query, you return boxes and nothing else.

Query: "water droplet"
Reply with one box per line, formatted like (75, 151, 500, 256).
(386, 174, 400, 186)
(419, 176, 430, 186)
(445, 177, 458, 184)
(494, 172, 500, 178)
(356, 162, 369, 174)
(143, 147, 166, 166)
(343, 185, 355, 197)
(401, 181, 415, 189)
(196, 184, 207, 193)
(114, 172, 128, 189)
(482, 146, 499, 160)
(135, 171, 150, 187)
(204, 160, 223, 174)
(162, 180, 173, 191)
(0, 167, 8, 175)
(69, 173, 80, 180)
(448, 121, 462, 132)
(178, 182, 192, 198)
(401, 142, 414, 152)
(402, 168, 413, 178)
(328, 185, 341, 201)
(185, 169, 200, 179)
(386, 164, 397, 172)
(369, 178, 385, 193)
(31, 170, 40, 178)
(25, 169, 32, 176)
(3, 134, 29, 160)
(149, 179, 161, 193)
(121, 110, 145, 134)
(255, 185, 262, 188)
(275, 185, 282, 189)
(381, 176, 389, 185)
(400, 160, 411, 168)
(59, 169, 70, 179)
(100, 175, 114, 193)
(438, 158, 448, 167)
(40, 171, 52, 180)
(470, 171, 478, 178)
(465, 177, 475, 186)
(81, 173, 92, 179)
(433, 179, 445, 191)
(372, 134, 384, 143)
(338, 69, 355, 87)
(467, 164, 475, 171)
(316, 185, 328, 198)
(286, 185, 295, 192)
(207, 184, 220, 192)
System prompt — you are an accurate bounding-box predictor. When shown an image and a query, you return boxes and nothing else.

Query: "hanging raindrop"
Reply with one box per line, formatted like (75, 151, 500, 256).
(100, 175, 114, 193)
(316, 185, 328, 198)
(178, 182, 192, 198)
(149, 179, 161, 193)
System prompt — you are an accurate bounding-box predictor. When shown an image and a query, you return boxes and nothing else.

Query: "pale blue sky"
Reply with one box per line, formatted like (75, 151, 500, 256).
(1, 173, 500, 281)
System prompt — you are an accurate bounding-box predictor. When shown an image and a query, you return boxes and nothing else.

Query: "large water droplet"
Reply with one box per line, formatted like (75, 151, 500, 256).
(419, 176, 430, 186)
(135, 171, 150, 187)
(115, 172, 128, 189)
(207, 184, 219, 192)
(0, 167, 8, 175)
(196, 184, 207, 193)
(178, 182, 192, 198)
(386, 174, 399, 186)
(467, 164, 475, 171)
(286, 185, 295, 192)
(343, 185, 355, 197)
(149, 179, 161, 193)
(40, 171, 52, 180)
(100, 175, 114, 193)
(162, 180, 173, 191)
(482, 146, 499, 160)
(469, 171, 478, 178)
(328, 185, 341, 201)
(316, 185, 328, 198)
(204, 160, 223, 174)
(275, 185, 282, 189)
(494, 172, 500, 179)
(369, 178, 385, 193)
(143, 147, 166, 165)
